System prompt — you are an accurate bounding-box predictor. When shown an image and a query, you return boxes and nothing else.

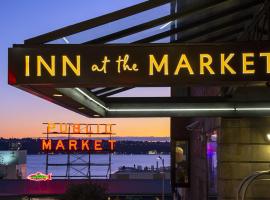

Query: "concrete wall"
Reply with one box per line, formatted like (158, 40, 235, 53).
(218, 118, 270, 199)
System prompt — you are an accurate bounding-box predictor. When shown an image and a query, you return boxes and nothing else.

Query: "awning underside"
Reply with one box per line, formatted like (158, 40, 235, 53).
(14, 0, 270, 118)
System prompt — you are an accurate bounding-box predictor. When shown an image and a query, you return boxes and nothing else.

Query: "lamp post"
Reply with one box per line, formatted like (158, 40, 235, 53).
(157, 156, 165, 200)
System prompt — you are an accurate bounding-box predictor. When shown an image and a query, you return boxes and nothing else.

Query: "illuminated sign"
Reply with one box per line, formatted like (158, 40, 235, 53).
(41, 139, 116, 152)
(41, 123, 116, 153)
(44, 123, 115, 134)
(27, 172, 52, 181)
(8, 42, 270, 87)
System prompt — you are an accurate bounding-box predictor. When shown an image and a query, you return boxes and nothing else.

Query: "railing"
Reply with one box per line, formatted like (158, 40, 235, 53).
(236, 170, 270, 200)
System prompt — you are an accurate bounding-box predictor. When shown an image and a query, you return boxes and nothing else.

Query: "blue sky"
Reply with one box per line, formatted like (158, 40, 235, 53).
(0, 0, 170, 137)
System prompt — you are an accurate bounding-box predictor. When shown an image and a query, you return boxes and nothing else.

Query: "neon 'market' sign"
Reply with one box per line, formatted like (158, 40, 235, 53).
(41, 139, 116, 152)
(45, 123, 115, 134)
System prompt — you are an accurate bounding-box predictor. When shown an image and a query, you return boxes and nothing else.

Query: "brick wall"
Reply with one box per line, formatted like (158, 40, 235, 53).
(218, 118, 270, 199)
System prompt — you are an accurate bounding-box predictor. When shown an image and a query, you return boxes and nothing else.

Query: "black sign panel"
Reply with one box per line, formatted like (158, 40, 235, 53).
(8, 42, 270, 87)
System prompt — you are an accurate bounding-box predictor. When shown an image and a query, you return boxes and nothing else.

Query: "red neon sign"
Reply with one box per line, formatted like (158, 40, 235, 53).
(41, 139, 116, 152)
(27, 172, 52, 181)
(45, 123, 116, 134)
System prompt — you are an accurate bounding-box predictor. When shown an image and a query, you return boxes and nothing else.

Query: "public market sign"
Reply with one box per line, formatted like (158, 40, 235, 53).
(41, 123, 116, 153)
(8, 42, 270, 86)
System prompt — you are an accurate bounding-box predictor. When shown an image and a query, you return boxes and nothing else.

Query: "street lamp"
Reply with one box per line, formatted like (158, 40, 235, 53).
(157, 156, 165, 200)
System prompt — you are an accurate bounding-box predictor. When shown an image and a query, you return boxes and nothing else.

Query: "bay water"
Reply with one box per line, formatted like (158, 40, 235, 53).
(27, 154, 170, 178)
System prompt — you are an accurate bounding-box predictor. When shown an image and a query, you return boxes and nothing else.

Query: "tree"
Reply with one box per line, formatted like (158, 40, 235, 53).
(60, 182, 107, 200)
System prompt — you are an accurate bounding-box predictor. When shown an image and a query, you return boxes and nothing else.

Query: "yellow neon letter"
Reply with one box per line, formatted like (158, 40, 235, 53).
(37, 56, 55, 76)
(149, 54, 169, 75)
(94, 140, 103, 151)
(221, 53, 236, 74)
(242, 53, 255, 74)
(55, 140, 65, 151)
(260, 53, 270, 73)
(108, 140, 116, 151)
(59, 123, 68, 133)
(82, 140, 90, 151)
(62, 55, 80, 76)
(174, 54, 194, 75)
(47, 123, 56, 133)
(42, 139, 52, 151)
(69, 140, 77, 151)
(25, 56, 30, 76)
(73, 124, 80, 133)
(200, 54, 215, 75)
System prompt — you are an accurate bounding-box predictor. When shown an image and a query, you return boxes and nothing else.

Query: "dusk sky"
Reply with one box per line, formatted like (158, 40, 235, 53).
(0, 0, 170, 138)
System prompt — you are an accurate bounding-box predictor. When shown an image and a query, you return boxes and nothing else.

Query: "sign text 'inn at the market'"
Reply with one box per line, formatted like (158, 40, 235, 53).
(8, 42, 270, 86)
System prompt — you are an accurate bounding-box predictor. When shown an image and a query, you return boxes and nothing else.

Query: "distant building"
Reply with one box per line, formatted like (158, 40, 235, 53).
(148, 150, 157, 155)
(0, 150, 27, 179)
(111, 165, 170, 180)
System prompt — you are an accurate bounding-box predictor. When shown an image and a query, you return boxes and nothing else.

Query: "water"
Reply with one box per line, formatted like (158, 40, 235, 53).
(27, 154, 170, 178)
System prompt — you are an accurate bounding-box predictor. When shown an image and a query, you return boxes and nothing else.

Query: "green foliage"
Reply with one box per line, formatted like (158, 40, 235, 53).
(60, 182, 107, 200)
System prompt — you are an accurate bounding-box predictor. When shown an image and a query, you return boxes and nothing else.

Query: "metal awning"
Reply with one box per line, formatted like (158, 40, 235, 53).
(9, 0, 270, 118)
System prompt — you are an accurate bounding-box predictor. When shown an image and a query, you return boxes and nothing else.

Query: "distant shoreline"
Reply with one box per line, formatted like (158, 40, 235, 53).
(0, 138, 171, 154)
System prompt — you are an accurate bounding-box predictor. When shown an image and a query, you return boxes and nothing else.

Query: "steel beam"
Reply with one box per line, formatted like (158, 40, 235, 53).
(106, 102, 270, 117)
(105, 97, 228, 104)
(175, 14, 252, 42)
(204, 27, 245, 42)
(238, 1, 268, 40)
(91, 87, 115, 95)
(99, 87, 134, 98)
(135, 0, 263, 43)
(24, 0, 174, 44)
(56, 88, 107, 116)
(84, 0, 228, 44)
